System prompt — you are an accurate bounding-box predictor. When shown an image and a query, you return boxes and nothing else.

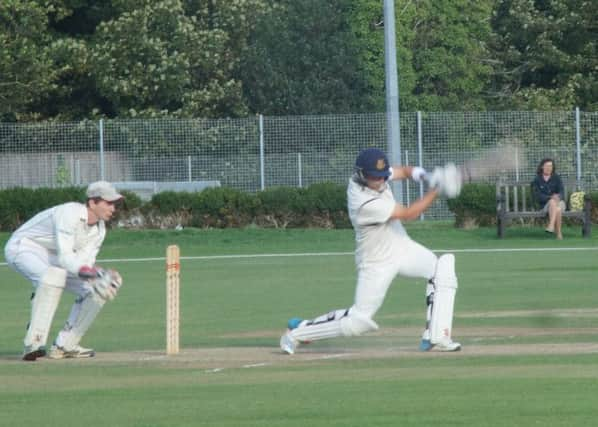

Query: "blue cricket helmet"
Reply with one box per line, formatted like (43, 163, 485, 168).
(355, 148, 391, 179)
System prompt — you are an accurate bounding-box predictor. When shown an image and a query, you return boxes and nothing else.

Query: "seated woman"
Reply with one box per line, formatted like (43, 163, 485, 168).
(532, 158, 565, 239)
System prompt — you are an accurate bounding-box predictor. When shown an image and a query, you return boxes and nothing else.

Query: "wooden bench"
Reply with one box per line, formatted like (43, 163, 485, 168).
(496, 179, 592, 238)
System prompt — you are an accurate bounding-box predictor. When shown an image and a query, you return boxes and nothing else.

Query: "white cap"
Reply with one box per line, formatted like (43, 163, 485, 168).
(86, 181, 124, 202)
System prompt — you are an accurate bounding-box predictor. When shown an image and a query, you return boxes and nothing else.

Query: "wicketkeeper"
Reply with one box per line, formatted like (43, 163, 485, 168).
(4, 181, 125, 361)
(280, 148, 462, 354)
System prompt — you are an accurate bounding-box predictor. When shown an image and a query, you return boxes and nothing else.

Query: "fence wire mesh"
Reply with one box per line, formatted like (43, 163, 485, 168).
(1, 111, 596, 219)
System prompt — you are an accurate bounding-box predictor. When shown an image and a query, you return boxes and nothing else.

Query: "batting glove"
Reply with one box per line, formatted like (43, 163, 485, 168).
(425, 164, 462, 199)
(411, 166, 427, 182)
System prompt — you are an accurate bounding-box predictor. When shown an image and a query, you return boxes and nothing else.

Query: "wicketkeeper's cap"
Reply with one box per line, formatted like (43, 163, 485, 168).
(86, 181, 124, 202)
(355, 148, 391, 178)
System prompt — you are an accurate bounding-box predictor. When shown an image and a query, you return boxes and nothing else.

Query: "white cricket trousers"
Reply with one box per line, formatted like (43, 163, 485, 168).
(353, 236, 437, 318)
(4, 237, 89, 296)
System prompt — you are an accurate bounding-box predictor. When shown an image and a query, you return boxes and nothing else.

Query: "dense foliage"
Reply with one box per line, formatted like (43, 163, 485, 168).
(489, 0, 597, 110)
(1, 184, 596, 232)
(446, 183, 497, 227)
(0, 184, 350, 231)
(1, 0, 596, 122)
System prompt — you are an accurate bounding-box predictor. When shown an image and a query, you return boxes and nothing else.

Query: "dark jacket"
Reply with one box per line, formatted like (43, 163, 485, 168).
(531, 174, 564, 207)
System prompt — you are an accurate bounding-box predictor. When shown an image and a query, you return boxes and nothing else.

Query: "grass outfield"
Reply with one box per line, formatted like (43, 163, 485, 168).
(1, 223, 597, 426)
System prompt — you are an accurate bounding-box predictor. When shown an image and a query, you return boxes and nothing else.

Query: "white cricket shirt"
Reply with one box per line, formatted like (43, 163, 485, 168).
(9, 202, 105, 275)
(347, 178, 407, 267)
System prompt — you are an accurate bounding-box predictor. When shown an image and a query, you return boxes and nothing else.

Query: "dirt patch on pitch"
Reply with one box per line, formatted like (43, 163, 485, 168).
(4, 325, 595, 369)
(50, 340, 598, 369)
(460, 308, 598, 318)
(3, 308, 597, 367)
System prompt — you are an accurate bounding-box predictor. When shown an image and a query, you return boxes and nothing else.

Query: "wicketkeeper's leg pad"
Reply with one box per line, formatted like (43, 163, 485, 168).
(54, 290, 106, 351)
(24, 267, 67, 349)
(430, 254, 458, 344)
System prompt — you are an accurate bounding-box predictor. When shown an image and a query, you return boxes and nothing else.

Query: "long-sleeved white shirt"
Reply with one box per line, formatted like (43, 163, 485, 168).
(347, 178, 407, 267)
(10, 202, 105, 275)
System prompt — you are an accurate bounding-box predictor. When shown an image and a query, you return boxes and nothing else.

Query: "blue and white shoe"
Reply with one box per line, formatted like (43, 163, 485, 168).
(280, 331, 298, 355)
(420, 338, 461, 352)
(432, 339, 461, 352)
(280, 318, 306, 354)
(287, 317, 304, 330)
(419, 338, 433, 351)
(419, 329, 433, 351)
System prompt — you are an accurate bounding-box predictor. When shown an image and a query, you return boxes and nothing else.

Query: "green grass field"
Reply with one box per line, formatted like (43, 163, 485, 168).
(1, 223, 597, 427)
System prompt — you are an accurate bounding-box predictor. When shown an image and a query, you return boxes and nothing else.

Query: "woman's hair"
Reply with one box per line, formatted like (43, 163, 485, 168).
(536, 158, 555, 175)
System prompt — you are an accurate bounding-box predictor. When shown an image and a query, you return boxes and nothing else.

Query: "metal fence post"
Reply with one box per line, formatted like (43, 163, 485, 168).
(404, 150, 410, 206)
(575, 106, 581, 186)
(384, 0, 403, 203)
(259, 114, 265, 191)
(99, 119, 105, 181)
(298, 153, 303, 188)
(417, 111, 424, 220)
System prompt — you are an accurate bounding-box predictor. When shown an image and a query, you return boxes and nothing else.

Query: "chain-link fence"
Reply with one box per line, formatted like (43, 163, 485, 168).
(1, 111, 597, 219)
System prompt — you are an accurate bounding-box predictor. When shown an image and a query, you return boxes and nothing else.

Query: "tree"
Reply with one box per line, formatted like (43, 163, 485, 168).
(488, 0, 598, 110)
(89, 0, 268, 118)
(401, 0, 493, 111)
(1, 0, 269, 120)
(0, 1, 55, 121)
(240, 0, 378, 115)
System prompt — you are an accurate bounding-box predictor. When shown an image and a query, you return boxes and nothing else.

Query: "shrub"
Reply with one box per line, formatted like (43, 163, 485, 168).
(119, 190, 143, 211)
(256, 186, 303, 228)
(0, 186, 85, 231)
(150, 191, 195, 215)
(191, 187, 258, 228)
(0, 184, 353, 231)
(303, 182, 346, 213)
(447, 183, 496, 228)
(302, 182, 350, 228)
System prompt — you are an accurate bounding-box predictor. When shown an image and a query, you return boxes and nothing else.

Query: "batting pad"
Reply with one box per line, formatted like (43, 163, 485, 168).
(55, 291, 105, 350)
(290, 309, 379, 342)
(24, 267, 67, 348)
(290, 309, 347, 342)
(430, 254, 458, 343)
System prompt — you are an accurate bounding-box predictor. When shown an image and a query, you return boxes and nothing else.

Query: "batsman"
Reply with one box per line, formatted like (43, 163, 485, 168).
(4, 181, 125, 361)
(280, 148, 463, 354)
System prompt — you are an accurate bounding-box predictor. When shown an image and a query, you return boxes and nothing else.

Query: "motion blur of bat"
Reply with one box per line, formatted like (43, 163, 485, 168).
(424, 143, 525, 198)
(459, 143, 525, 183)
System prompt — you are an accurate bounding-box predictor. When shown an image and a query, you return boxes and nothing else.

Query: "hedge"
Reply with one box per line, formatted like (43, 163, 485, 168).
(1, 183, 594, 232)
(0, 183, 349, 231)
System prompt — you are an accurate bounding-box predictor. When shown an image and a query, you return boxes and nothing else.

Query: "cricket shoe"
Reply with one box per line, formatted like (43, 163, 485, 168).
(280, 331, 298, 355)
(22, 345, 46, 361)
(287, 317, 304, 330)
(287, 318, 312, 345)
(419, 329, 433, 351)
(419, 338, 433, 352)
(48, 344, 95, 359)
(422, 339, 461, 352)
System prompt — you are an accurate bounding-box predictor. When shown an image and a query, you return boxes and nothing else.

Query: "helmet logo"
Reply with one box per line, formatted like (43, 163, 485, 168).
(376, 159, 386, 170)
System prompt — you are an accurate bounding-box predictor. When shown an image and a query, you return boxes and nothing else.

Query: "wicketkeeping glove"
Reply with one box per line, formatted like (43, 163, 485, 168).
(90, 269, 123, 301)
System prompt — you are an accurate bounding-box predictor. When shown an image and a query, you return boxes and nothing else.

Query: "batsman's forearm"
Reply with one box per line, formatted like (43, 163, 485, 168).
(390, 165, 412, 180)
(391, 190, 438, 221)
